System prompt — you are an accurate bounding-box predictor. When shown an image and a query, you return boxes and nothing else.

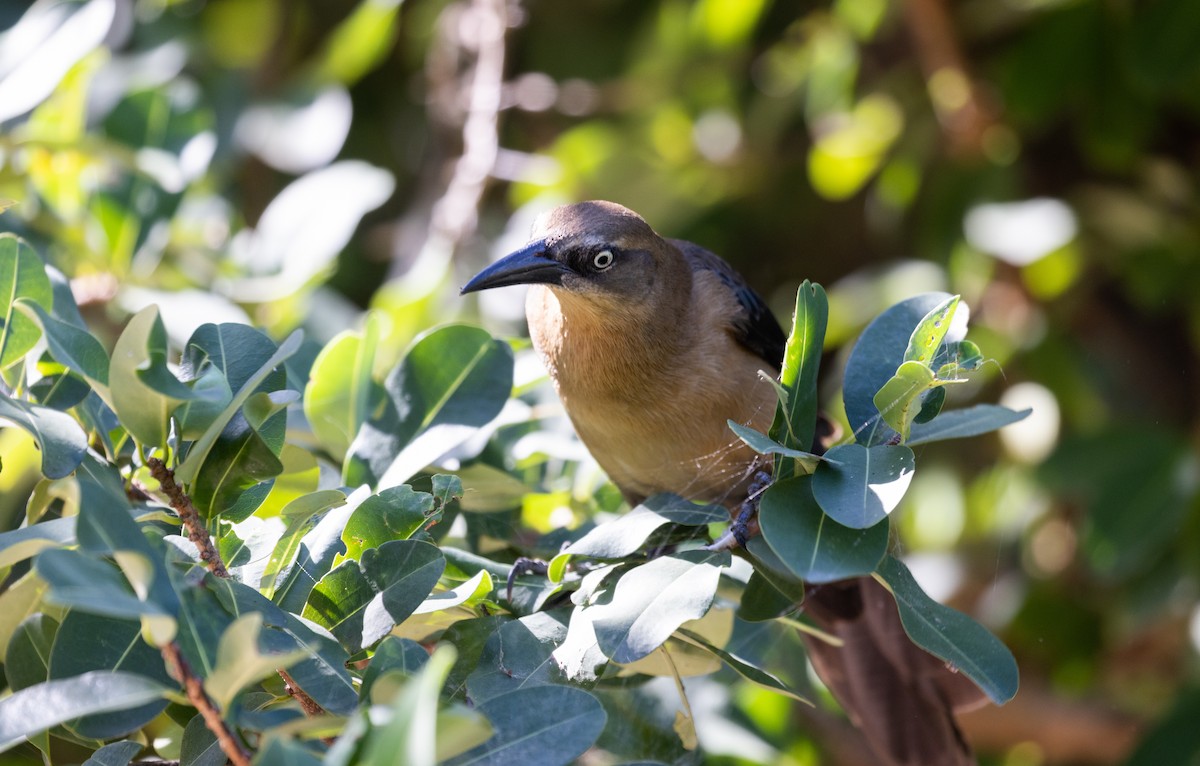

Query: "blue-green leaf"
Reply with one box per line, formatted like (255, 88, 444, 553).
(812, 443, 915, 528)
(0, 393, 87, 479)
(907, 404, 1031, 445)
(876, 556, 1018, 705)
(0, 234, 53, 369)
(843, 293, 951, 446)
(759, 476, 888, 583)
(444, 686, 605, 766)
(0, 671, 169, 752)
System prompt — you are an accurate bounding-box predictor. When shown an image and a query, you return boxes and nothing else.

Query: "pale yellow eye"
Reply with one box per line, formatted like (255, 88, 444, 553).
(593, 250, 614, 270)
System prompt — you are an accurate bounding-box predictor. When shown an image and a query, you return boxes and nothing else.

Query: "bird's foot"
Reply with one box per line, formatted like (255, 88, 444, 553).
(705, 470, 773, 551)
(506, 556, 549, 603)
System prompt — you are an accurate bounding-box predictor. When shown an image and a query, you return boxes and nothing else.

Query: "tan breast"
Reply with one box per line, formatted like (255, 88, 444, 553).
(526, 273, 778, 507)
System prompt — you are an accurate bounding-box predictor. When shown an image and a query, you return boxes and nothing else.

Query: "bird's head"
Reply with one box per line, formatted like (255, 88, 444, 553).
(460, 201, 678, 303)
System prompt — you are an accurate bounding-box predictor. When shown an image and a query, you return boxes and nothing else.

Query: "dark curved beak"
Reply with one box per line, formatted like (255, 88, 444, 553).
(460, 241, 569, 295)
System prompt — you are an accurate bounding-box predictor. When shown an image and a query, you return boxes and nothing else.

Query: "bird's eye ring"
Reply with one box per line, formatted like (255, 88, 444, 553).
(592, 250, 615, 270)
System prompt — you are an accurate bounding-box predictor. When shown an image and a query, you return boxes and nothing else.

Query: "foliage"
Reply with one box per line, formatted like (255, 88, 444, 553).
(1, 0, 1199, 764)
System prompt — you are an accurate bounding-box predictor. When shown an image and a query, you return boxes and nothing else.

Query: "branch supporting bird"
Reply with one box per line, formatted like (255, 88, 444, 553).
(463, 200, 984, 766)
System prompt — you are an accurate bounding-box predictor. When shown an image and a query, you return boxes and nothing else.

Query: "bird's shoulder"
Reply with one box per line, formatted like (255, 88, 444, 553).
(669, 238, 786, 370)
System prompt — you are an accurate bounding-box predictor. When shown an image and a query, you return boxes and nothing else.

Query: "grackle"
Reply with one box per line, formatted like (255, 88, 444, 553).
(462, 200, 985, 766)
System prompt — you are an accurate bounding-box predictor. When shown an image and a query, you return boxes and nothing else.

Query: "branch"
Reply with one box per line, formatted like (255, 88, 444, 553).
(901, 0, 997, 157)
(146, 457, 229, 579)
(278, 667, 324, 717)
(161, 642, 251, 766)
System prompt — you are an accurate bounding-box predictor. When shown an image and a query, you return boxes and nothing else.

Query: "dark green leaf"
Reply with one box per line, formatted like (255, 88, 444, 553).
(0, 233, 53, 369)
(0, 393, 87, 479)
(1123, 687, 1200, 766)
(346, 325, 513, 488)
(180, 713, 225, 766)
(759, 476, 888, 583)
(444, 686, 606, 766)
(175, 329, 302, 486)
(253, 737, 324, 766)
(5, 614, 58, 692)
(260, 489, 347, 598)
(736, 569, 799, 622)
(303, 539, 445, 653)
(728, 420, 823, 464)
(843, 293, 951, 446)
(876, 556, 1018, 705)
(48, 612, 174, 739)
(812, 443, 915, 528)
(0, 671, 169, 752)
(466, 613, 566, 704)
(83, 740, 143, 766)
(36, 549, 164, 620)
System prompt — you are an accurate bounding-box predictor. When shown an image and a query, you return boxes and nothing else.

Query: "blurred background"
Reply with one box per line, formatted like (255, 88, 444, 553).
(1, 0, 1199, 763)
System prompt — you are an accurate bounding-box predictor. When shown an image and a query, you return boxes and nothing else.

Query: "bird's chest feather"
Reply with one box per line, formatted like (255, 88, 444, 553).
(526, 285, 777, 505)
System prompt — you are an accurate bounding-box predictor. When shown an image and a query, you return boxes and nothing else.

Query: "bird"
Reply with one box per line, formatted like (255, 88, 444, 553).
(461, 200, 985, 766)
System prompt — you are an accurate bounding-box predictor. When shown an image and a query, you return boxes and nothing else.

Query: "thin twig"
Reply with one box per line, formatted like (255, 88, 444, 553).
(146, 457, 230, 579)
(161, 642, 251, 766)
(278, 667, 324, 717)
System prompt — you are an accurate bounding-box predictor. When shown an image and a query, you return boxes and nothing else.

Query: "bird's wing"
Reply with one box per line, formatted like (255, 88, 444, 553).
(671, 238, 787, 369)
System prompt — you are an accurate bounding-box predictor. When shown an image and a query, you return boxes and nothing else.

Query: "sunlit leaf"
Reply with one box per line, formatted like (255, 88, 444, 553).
(303, 540, 445, 653)
(108, 306, 192, 448)
(583, 549, 729, 665)
(338, 485, 438, 566)
(204, 612, 307, 712)
(0, 516, 76, 569)
(304, 314, 386, 463)
(812, 443, 914, 528)
(260, 489, 348, 599)
(904, 295, 959, 366)
(769, 280, 828, 471)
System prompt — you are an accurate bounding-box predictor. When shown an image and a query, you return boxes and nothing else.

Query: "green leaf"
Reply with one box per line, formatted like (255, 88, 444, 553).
(303, 314, 386, 463)
(0, 393, 87, 479)
(303, 539, 446, 653)
(812, 443, 915, 528)
(843, 293, 951, 446)
(361, 636, 430, 702)
(736, 569, 800, 622)
(907, 404, 1031, 445)
(36, 549, 166, 620)
(360, 645, 459, 766)
(873, 360, 936, 442)
(759, 476, 888, 583)
(675, 628, 810, 704)
(108, 306, 192, 448)
(412, 569, 493, 615)
(253, 737, 324, 766)
(175, 329, 303, 486)
(204, 612, 308, 712)
(260, 489, 347, 599)
(549, 495, 725, 580)
(728, 420, 824, 471)
(583, 549, 729, 664)
(903, 294, 959, 366)
(14, 299, 110, 388)
(876, 555, 1018, 705)
(0, 234, 53, 369)
(47, 612, 175, 739)
(0, 671, 169, 753)
(83, 741, 143, 766)
(0, 516, 76, 569)
(338, 485, 438, 565)
(346, 324, 513, 488)
(5, 614, 58, 692)
(465, 613, 566, 704)
(445, 686, 605, 766)
(769, 280, 828, 466)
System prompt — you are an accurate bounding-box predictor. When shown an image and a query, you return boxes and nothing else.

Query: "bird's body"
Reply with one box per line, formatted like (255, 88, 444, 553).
(462, 200, 980, 766)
